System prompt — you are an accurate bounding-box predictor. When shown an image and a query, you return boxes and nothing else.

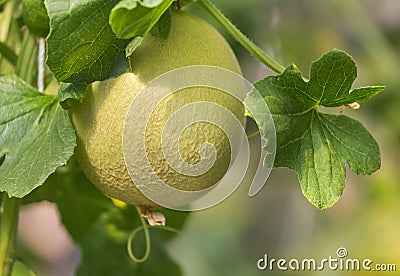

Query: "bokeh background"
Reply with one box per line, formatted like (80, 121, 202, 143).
(16, 0, 400, 275)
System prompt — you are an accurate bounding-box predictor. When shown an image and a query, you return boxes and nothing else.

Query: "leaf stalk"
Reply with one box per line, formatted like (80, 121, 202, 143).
(198, 0, 285, 74)
(0, 195, 20, 276)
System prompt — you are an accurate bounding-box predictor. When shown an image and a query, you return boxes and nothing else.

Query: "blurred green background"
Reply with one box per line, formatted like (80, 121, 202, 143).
(171, 0, 400, 275)
(14, 0, 400, 275)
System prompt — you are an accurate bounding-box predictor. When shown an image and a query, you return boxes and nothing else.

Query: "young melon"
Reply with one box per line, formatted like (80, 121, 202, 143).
(70, 10, 245, 207)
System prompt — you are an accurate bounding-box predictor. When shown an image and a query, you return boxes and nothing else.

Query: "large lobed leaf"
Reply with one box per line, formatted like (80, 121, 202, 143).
(246, 49, 384, 209)
(0, 74, 76, 197)
(45, 0, 130, 84)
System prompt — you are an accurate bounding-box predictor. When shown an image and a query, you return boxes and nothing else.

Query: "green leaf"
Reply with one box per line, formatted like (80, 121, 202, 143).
(22, 0, 50, 37)
(109, 0, 174, 39)
(77, 206, 183, 276)
(125, 36, 144, 57)
(12, 260, 36, 276)
(149, 8, 171, 39)
(57, 82, 88, 109)
(45, 0, 130, 84)
(23, 158, 114, 242)
(0, 74, 76, 197)
(246, 49, 384, 209)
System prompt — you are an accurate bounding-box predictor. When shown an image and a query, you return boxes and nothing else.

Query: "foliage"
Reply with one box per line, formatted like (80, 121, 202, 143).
(45, 0, 130, 84)
(0, 74, 75, 197)
(246, 50, 383, 209)
(0, 0, 384, 274)
(23, 158, 188, 274)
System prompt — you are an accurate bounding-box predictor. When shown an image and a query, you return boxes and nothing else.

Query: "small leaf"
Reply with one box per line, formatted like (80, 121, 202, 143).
(246, 49, 384, 209)
(149, 8, 171, 39)
(22, 0, 50, 37)
(125, 36, 144, 57)
(57, 82, 88, 109)
(45, 0, 130, 84)
(0, 74, 76, 197)
(11, 260, 36, 276)
(109, 0, 174, 39)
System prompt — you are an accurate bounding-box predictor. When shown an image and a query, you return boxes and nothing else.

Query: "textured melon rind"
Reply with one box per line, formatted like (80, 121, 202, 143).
(70, 10, 244, 207)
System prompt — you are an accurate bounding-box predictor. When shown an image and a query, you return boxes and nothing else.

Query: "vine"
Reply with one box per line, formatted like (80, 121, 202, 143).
(0, 0, 385, 274)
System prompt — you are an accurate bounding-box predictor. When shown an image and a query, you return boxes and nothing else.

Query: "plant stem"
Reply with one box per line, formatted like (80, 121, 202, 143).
(0, 1, 21, 275)
(127, 207, 151, 263)
(0, 5, 38, 274)
(198, 0, 285, 74)
(37, 38, 46, 93)
(0, 195, 20, 276)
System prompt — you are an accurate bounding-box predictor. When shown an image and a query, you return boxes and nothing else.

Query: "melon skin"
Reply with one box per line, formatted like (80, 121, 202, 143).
(70, 10, 245, 207)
